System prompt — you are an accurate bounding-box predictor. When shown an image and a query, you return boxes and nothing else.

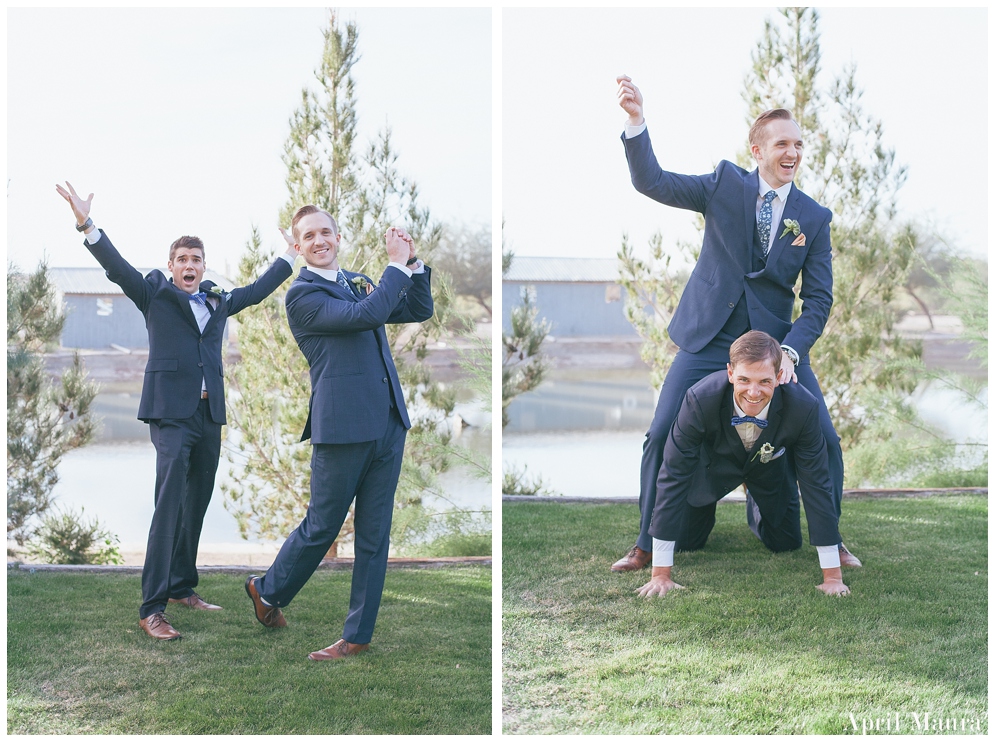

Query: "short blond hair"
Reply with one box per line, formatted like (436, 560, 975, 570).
(748, 109, 795, 148)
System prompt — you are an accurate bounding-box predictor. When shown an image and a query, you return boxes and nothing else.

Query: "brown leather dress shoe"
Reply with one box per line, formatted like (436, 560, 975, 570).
(245, 575, 287, 628)
(308, 639, 370, 661)
(611, 545, 652, 572)
(839, 544, 863, 568)
(139, 612, 181, 641)
(169, 593, 222, 610)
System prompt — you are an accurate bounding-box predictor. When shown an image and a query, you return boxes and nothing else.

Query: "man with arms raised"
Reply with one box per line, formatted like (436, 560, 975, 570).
(612, 76, 859, 575)
(56, 182, 295, 640)
(638, 331, 850, 598)
(245, 205, 433, 661)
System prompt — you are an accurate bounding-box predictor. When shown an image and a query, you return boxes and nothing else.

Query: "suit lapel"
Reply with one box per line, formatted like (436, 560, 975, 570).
(300, 267, 357, 301)
(340, 270, 362, 299)
(745, 387, 782, 472)
(168, 281, 203, 333)
(720, 388, 749, 465)
(199, 281, 226, 332)
(742, 170, 760, 274)
(764, 185, 803, 271)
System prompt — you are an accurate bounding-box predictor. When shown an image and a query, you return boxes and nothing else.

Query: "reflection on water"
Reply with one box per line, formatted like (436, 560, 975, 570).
(504, 371, 987, 498)
(51, 396, 491, 550)
(504, 374, 656, 433)
(504, 430, 644, 499)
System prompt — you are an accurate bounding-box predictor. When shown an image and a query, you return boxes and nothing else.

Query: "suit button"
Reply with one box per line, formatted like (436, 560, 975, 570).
(382, 377, 388, 383)
(728, 302, 735, 308)
(198, 363, 203, 368)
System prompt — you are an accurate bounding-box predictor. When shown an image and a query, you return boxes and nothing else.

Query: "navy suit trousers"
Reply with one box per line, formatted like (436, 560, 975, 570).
(635, 338, 843, 552)
(257, 407, 407, 645)
(672, 489, 803, 554)
(141, 399, 221, 618)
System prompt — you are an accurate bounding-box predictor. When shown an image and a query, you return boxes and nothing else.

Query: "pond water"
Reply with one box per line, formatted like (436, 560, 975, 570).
(504, 372, 987, 499)
(45, 397, 491, 558)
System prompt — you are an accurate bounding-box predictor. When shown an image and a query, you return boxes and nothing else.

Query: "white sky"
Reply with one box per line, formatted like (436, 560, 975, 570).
(502, 7, 988, 262)
(7, 7, 491, 275)
(5, 7, 989, 276)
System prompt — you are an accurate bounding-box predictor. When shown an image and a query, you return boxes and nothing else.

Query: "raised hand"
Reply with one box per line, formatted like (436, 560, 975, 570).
(278, 226, 298, 256)
(384, 226, 413, 265)
(616, 75, 644, 126)
(55, 181, 94, 227)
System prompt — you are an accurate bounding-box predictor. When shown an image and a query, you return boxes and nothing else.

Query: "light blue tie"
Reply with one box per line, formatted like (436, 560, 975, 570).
(758, 190, 777, 255)
(336, 271, 351, 291)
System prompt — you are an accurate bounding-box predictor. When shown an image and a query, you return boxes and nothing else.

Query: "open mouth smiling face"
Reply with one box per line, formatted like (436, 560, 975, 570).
(753, 117, 804, 188)
(168, 247, 206, 294)
(727, 359, 778, 417)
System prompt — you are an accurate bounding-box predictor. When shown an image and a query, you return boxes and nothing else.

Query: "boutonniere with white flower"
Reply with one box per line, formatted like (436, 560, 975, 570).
(210, 286, 224, 295)
(752, 442, 775, 464)
(351, 276, 374, 295)
(779, 219, 806, 247)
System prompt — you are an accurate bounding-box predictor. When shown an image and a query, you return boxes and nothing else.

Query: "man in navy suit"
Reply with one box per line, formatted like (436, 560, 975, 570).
(611, 76, 860, 573)
(56, 182, 295, 640)
(636, 331, 850, 599)
(245, 205, 433, 661)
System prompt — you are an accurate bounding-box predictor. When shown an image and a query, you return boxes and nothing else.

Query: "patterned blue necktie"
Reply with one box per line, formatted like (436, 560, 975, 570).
(336, 271, 351, 291)
(731, 415, 768, 428)
(758, 190, 777, 256)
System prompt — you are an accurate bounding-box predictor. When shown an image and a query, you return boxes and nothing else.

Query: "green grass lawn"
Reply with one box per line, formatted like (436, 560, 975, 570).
(503, 496, 987, 735)
(8, 566, 491, 734)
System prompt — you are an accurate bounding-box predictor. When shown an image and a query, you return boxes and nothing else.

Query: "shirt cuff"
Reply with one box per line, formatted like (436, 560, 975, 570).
(652, 538, 675, 567)
(780, 344, 799, 364)
(278, 252, 296, 267)
(624, 121, 647, 139)
(816, 544, 841, 569)
(387, 261, 413, 278)
(409, 259, 426, 274)
(85, 228, 102, 245)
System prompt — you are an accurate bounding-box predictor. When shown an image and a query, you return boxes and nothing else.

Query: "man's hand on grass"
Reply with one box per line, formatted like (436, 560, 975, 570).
(817, 566, 850, 596)
(635, 566, 683, 598)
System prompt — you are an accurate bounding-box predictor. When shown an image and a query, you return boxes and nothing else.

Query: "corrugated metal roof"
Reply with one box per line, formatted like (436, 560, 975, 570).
(503, 256, 619, 283)
(50, 267, 236, 295)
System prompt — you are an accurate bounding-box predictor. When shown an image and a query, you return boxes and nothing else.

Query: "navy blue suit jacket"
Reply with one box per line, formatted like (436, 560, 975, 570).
(85, 230, 294, 424)
(650, 370, 841, 547)
(285, 264, 434, 445)
(623, 128, 833, 360)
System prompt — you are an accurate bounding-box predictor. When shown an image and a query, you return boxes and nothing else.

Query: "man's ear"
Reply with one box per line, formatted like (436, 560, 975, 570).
(727, 363, 735, 382)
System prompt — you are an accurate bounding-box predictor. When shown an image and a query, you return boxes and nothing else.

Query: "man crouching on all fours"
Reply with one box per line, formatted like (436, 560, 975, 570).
(637, 331, 855, 599)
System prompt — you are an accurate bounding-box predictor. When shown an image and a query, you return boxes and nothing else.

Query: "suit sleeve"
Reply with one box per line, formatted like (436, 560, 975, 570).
(622, 128, 718, 214)
(781, 210, 833, 359)
(650, 388, 707, 541)
(84, 230, 154, 313)
(386, 265, 434, 324)
(286, 267, 415, 335)
(225, 256, 295, 316)
(792, 403, 841, 547)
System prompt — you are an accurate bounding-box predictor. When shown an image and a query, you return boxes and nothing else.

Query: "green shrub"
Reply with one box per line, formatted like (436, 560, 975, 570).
(25, 507, 123, 565)
(423, 532, 492, 557)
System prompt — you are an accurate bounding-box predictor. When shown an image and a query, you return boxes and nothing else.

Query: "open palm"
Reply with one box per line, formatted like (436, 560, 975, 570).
(55, 181, 93, 225)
